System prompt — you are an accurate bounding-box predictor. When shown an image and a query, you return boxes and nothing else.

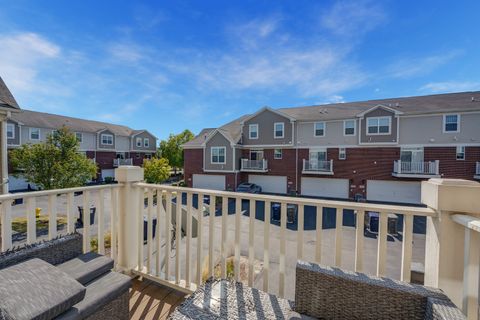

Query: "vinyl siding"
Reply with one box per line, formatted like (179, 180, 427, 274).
(296, 120, 358, 147)
(131, 131, 156, 152)
(204, 132, 234, 171)
(6, 121, 20, 146)
(97, 129, 116, 149)
(242, 109, 293, 146)
(360, 108, 398, 144)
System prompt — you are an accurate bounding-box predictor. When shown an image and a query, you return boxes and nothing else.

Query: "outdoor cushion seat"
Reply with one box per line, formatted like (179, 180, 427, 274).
(55, 270, 131, 320)
(56, 252, 114, 285)
(0, 258, 86, 320)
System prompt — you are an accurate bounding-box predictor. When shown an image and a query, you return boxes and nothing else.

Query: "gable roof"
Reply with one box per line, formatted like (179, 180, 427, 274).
(0, 77, 20, 110)
(11, 109, 156, 138)
(355, 104, 404, 117)
(240, 106, 296, 124)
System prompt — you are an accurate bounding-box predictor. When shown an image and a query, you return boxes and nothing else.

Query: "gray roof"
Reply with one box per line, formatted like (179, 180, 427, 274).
(0, 77, 20, 110)
(11, 109, 154, 137)
(184, 91, 480, 147)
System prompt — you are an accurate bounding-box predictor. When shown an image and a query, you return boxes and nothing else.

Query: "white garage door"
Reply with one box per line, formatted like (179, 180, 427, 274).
(367, 180, 421, 204)
(193, 174, 226, 190)
(301, 177, 349, 199)
(248, 175, 287, 194)
(101, 169, 115, 179)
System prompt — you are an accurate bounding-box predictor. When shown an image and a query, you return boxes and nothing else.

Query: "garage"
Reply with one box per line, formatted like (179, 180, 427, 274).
(367, 180, 421, 205)
(248, 175, 287, 194)
(192, 174, 226, 190)
(301, 177, 349, 199)
(101, 169, 115, 179)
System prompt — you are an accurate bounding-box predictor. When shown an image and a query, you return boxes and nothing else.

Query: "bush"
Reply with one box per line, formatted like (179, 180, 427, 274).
(104, 176, 115, 184)
(90, 232, 112, 253)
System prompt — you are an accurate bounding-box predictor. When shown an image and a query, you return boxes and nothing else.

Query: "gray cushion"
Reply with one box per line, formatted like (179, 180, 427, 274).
(56, 252, 114, 285)
(55, 271, 131, 320)
(0, 258, 86, 320)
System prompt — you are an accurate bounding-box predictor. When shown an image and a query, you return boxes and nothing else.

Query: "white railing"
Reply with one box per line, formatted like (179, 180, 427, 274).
(132, 182, 435, 299)
(241, 159, 268, 172)
(393, 160, 439, 176)
(113, 158, 133, 167)
(303, 159, 333, 174)
(0, 184, 121, 259)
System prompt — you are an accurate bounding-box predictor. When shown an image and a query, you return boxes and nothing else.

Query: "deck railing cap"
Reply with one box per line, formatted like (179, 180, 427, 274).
(115, 165, 144, 182)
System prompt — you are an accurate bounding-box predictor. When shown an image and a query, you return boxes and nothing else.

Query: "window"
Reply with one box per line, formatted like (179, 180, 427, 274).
(144, 154, 152, 160)
(400, 147, 424, 163)
(339, 148, 346, 160)
(444, 114, 460, 132)
(309, 148, 327, 161)
(136, 137, 142, 147)
(274, 148, 282, 159)
(211, 147, 226, 164)
(367, 116, 391, 135)
(314, 122, 325, 137)
(456, 146, 465, 160)
(101, 134, 113, 145)
(6, 123, 14, 139)
(144, 138, 150, 147)
(344, 120, 355, 136)
(29, 128, 40, 140)
(250, 150, 263, 160)
(274, 122, 284, 138)
(75, 132, 83, 142)
(249, 124, 258, 139)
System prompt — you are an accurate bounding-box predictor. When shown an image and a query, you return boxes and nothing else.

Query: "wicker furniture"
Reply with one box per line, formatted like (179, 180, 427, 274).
(169, 260, 465, 320)
(0, 233, 131, 320)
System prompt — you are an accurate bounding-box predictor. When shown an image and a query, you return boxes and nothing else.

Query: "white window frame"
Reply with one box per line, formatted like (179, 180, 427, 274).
(75, 132, 83, 143)
(136, 137, 142, 147)
(273, 122, 284, 139)
(144, 138, 150, 147)
(343, 120, 356, 136)
(456, 145, 465, 160)
(249, 124, 259, 139)
(6, 123, 14, 139)
(274, 148, 282, 159)
(443, 114, 460, 133)
(101, 133, 114, 145)
(366, 116, 391, 135)
(314, 122, 325, 137)
(29, 128, 40, 140)
(339, 147, 346, 160)
(211, 146, 226, 164)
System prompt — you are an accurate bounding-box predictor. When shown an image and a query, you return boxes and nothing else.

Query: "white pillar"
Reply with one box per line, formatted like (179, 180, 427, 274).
(115, 166, 144, 273)
(422, 178, 480, 311)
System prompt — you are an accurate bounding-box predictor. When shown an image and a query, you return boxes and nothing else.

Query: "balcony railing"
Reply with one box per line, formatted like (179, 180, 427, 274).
(113, 158, 133, 167)
(392, 160, 439, 177)
(1, 166, 479, 318)
(302, 159, 333, 174)
(475, 162, 480, 179)
(240, 158, 268, 172)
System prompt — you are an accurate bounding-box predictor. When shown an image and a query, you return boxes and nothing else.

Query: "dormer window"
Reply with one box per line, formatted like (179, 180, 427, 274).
(249, 124, 258, 139)
(314, 122, 325, 137)
(367, 116, 390, 135)
(274, 122, 284, 138)
(444, 114, 460, 132)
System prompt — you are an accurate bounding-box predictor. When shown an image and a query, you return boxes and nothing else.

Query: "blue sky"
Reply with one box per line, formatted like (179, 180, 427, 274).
(0, 1, 479, 141)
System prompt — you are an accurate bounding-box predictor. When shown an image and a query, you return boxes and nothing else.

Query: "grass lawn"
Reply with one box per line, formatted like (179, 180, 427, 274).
(11, 216, 68, 233)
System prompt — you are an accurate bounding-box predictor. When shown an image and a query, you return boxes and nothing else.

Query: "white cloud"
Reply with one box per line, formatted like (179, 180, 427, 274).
(419, 81, 480, 93)
(388, 51, 461, 78)
(320, 0, 386, 36)
(107, 42, 145, 63)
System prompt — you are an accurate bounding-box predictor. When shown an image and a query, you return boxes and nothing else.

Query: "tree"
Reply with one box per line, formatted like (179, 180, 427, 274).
(143, 157, 171, 184)
(9, 126, 97, 190)
(159, 129, 194, 174)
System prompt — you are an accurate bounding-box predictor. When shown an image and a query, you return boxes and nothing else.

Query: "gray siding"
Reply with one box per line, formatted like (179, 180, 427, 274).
(399, 113, 480, 145)
(242, 109, 293, 146)
(296, 120, 358, 147)
(116, 136, 130, 152)
(76, 132, 96, 151)
(204, 132, 234, 171)
(234, 147, 242, 170)
(131, 131, 156, 152)
(97, 129, 116, 149)
(360, 108, 398, 144)
(7, 121, 20, 146)
(20, 126, 57, 144)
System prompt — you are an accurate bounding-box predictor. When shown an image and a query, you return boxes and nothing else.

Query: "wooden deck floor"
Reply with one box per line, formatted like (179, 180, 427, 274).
(130, 277, 187, 320)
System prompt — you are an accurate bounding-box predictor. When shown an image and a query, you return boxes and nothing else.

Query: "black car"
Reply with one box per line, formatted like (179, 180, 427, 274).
(236, 182, 262, 193)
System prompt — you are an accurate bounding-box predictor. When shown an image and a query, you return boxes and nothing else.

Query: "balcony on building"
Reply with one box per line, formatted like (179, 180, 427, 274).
(113, 158, 133, 167)
(392, 160, 440, 178)
(240, 158, 268, 172)
(475, 162, 480, 180)
(302, 159, 334, 175)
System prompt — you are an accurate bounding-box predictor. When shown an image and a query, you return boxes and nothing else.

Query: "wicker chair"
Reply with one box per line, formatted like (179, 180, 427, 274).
(169, 260, 465, 320)
(0, 233, 131, 320)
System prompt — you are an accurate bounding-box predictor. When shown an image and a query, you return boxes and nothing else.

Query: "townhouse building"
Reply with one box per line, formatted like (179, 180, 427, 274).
(183, 91, 480, 205)
(7, 110, 157, 191)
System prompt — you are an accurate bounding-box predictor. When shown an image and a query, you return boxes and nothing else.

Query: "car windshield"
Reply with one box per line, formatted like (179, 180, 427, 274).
(237, 185, 251, 190)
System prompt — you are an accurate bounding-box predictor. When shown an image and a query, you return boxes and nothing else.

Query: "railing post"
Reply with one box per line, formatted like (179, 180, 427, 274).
(115, 166, 144, 273)
(422, 178, 480, 313)
(435, 160, 440, 175)
(398, 160, 401, 174)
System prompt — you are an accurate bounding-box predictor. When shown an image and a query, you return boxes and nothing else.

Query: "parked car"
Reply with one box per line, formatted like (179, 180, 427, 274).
(364, 211, 398, 235)
(271, 202, 297, 224)
(236, 182, 262, 193)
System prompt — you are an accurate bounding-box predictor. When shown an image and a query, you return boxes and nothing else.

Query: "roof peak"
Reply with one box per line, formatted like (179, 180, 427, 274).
(0, 77, 20, 109)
